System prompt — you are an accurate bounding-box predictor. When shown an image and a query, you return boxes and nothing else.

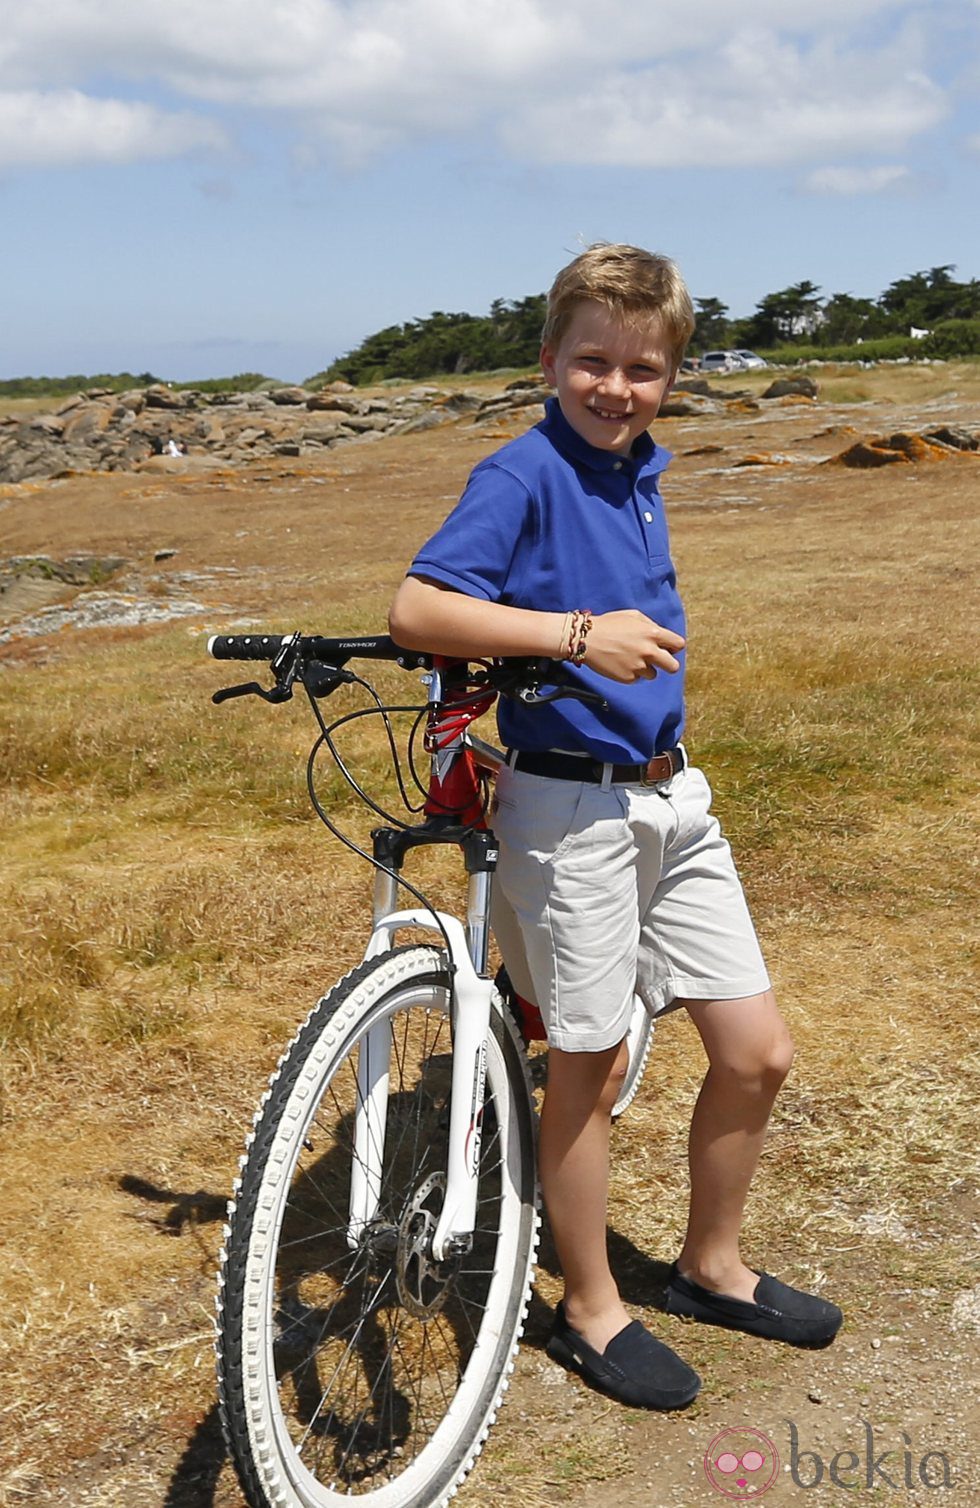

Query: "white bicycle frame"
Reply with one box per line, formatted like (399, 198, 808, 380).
(346, 710, 504, 1263)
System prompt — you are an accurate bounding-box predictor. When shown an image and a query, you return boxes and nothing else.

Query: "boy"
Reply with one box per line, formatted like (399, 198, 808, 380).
(389, 244, 841, 1410)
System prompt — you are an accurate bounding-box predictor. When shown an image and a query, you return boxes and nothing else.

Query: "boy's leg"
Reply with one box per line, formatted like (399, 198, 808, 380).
(492, 768, 702, 1393)
(491, 765, 642, 1347)
(540, 1040, 701, 1408)
(628, 768, 788, 1296)
(538, 1039, 632, 1354)
(675, 988, 794, 1301)
(666, 988, 842, 1344)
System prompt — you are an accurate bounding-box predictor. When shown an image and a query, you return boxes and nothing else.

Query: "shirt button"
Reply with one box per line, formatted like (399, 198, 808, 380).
(612, 460, 622, 470)
(644, 511, 653, 522)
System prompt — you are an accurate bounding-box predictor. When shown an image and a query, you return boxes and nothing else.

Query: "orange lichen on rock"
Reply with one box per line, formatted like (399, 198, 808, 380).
(835, 442, 908, 468)
(883, 432, 948, 461)
(833, 430, 969, 468)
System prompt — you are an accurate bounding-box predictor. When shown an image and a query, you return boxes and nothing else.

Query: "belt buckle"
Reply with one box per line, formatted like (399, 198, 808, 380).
(641, 752, 673, 787)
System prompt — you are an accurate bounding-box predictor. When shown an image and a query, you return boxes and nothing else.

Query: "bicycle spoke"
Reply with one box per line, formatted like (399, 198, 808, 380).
(294, 1266, 396, 1457)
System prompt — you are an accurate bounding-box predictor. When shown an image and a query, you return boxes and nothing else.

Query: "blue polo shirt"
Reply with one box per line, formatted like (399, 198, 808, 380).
(410, 397, 686, 762)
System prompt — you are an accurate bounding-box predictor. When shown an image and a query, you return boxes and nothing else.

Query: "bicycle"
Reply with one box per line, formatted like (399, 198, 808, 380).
(207, 630, 656, 1508)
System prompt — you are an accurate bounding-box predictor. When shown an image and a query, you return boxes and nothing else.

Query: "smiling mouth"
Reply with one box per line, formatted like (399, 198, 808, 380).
(589, 404, 631, 421)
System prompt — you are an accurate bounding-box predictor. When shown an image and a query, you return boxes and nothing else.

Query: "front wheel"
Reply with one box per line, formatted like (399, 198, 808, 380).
(216, 946, 539, 1508)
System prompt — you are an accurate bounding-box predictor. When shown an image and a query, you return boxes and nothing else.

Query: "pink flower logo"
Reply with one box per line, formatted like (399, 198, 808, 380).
(704, 1427, 780, 1499)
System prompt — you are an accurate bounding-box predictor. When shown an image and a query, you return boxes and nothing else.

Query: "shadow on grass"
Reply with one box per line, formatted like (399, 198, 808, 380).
(164, 1406, 228, 1508)
(117, 1178, 231, 1503)
(153, 1219, 675, 1507)
(119, 1172, 228, 1233)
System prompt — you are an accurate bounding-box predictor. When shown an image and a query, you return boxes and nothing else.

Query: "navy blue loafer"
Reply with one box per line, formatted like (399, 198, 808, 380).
(664, 1265, 843, 1348)
(546, 1302, 701, 1410)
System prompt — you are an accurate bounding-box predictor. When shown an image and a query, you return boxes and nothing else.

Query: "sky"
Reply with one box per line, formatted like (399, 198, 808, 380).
(1, 0, 978, 383)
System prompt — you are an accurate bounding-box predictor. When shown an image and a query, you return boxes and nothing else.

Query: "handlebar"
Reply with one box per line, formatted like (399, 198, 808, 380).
(208, 632, 429, 669)
(207, 631, 606, 711)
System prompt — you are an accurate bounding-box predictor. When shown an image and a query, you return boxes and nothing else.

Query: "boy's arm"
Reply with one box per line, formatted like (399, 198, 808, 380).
(389, 575, 565, 659)
(389, 576, 684, 684)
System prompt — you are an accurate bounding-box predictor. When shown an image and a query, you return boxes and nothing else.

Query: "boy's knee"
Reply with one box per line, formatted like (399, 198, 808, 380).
(752, 1028, 795, 1092)
(719, 1028, 794, 1096)
(761, 1029, 795, 1089)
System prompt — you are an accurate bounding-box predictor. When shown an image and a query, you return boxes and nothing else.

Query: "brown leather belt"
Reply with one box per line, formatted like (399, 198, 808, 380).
(509, 747, 685, 786)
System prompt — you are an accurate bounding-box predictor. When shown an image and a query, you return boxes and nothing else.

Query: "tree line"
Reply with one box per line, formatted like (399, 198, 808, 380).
(695, 266, 979, 351)
(0, 371, 274, 400)
(2, 268, 975, 399)
(313, 266, 979, 385)
(307, 295, 549, 388)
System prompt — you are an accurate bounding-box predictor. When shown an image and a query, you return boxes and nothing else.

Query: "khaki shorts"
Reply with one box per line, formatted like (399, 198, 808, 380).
(490, 762, 771, 1052)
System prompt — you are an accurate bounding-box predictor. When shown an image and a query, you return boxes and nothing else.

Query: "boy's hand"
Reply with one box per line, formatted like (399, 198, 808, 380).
(585, 610, 685, 683)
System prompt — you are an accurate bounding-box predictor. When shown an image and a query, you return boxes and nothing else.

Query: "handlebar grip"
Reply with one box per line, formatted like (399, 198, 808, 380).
(208, 633, 287, 661)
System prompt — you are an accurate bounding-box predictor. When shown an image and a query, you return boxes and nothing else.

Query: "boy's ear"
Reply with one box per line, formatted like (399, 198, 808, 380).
(539, 342, 557, 388)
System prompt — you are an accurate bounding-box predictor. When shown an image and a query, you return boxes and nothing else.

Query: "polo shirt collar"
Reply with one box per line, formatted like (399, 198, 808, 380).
(540, 396, 671, 475)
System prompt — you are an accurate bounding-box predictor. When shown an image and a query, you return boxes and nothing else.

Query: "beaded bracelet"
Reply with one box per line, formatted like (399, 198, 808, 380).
(569, 609, 593, 664)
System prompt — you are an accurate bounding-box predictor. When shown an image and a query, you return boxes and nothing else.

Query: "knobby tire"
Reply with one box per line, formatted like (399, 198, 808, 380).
(216, 946, 539, 1508)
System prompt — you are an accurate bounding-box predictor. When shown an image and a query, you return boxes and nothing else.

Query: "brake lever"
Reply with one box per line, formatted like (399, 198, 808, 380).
(488, 657, 608, 712)
(212, 635, 304, 706)
(212, 680, 294, 706)
(515, 683, 608, 710)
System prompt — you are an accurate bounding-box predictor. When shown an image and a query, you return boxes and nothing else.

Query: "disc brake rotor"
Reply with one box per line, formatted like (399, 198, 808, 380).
(395, 1172, 460, 1318)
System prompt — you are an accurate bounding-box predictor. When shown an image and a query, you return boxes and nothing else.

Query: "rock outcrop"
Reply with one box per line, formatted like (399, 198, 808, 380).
(1, 367, 842, 485)
(0, 554, 129, 629)
(833, 429, 979, 468)
(1, 376, 580, 483)
(762, 376, 819, 399)
(0, 384, 489, 484)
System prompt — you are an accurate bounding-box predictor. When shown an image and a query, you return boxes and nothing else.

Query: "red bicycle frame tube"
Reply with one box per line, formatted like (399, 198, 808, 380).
(423, 656, 496, 828)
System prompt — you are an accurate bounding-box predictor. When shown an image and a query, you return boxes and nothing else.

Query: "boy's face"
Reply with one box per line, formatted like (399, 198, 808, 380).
(540, 302, 675, 456)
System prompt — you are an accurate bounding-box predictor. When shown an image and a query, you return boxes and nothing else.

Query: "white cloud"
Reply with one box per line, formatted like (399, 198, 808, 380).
(502, 28, 947, 168)
(0, 88, 226, 167)
(0, 1, 964, 170)
(804, 164, 912, 194)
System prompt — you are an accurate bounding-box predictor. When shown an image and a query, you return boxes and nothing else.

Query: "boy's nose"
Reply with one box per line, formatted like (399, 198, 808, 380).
(599, 367, 630, 398)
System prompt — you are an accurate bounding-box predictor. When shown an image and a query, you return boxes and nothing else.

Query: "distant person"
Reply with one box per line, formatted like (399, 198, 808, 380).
(389, 243, 841, 1411)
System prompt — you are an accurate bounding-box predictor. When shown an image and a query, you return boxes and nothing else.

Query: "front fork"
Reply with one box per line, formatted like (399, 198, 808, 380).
(347, 828, 499, 1263)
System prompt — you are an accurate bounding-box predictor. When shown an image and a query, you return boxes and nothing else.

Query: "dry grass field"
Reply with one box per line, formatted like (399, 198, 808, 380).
(0, 364, 978, 1506)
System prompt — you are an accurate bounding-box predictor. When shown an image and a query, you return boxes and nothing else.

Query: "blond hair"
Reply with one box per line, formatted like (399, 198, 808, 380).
(542, 243, 695, 370)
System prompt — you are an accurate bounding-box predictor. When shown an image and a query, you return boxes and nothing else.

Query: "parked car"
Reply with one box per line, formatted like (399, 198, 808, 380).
(732, 349, 768, 369)
(700, 350, 740, 373)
